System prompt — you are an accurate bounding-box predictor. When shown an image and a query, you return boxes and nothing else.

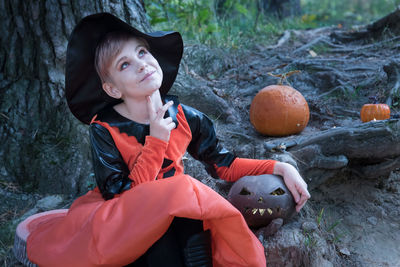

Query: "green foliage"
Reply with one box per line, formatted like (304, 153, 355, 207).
(301, 0, 400, 27)
(144, 0, 306, 48)
(144, 0, 400, 48)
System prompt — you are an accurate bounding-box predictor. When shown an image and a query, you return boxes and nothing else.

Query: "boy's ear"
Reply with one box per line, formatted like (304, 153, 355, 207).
(102, 82, 122, 99)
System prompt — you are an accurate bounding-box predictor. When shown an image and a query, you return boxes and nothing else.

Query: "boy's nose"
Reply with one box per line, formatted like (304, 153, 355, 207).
(138, 62, 147, 72)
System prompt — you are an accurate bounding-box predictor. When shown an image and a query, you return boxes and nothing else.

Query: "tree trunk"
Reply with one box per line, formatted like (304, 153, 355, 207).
(261, 0, 301, 19)
(0, 0, 150, 195)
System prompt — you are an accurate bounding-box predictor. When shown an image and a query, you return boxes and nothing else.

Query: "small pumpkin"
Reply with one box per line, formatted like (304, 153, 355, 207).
(360, 97, 390, 122)
(250, 84, 309, 136)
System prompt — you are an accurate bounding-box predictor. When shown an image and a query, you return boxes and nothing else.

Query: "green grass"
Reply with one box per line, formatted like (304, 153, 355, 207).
(0, 208, 23, 266)
(0, 180, 37, 266)
(302, 207, 345, 250)
(0, 220, 17, 266)
(317, 208, 343, 243)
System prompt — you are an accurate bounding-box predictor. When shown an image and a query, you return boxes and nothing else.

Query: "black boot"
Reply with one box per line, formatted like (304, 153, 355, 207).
(183, 230, 213, 267)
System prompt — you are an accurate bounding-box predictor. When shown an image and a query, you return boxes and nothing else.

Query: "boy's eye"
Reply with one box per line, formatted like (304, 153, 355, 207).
(138, 48, 147, 57)
(120, 62, 129, 70)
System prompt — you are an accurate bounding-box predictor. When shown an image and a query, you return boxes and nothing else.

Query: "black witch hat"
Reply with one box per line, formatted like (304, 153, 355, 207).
(65, 12, 183, 124)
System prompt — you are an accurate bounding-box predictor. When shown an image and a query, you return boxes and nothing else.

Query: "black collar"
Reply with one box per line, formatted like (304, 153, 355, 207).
(95, 95, 180, 145)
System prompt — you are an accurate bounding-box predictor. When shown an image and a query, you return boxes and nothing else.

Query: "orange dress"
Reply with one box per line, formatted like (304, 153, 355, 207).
(27, 97, 276, 267)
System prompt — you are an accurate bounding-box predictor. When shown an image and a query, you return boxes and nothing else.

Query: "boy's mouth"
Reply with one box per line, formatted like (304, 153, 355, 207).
(140, 71, 155, 82)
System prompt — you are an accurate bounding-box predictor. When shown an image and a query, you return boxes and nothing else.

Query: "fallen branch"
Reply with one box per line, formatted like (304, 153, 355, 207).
(331, 8, 400, 42)
(266, 30, 291, 49)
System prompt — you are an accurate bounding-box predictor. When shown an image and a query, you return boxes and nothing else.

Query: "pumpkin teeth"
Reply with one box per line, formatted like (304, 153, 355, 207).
(267, 208, 273, 215)
(252, 208, 258, 214)
(259, 209, 266, 216)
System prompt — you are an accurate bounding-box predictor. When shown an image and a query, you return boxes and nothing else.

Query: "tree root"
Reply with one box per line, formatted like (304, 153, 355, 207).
(265, 119, 400, 188)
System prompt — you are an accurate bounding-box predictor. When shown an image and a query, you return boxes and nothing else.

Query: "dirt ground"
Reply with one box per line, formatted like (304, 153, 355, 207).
(312, 172, 400, 266)
(179, 22, 400, 266)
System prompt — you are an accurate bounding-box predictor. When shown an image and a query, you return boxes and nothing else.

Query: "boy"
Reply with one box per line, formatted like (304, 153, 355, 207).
(27, 13, 310, 267)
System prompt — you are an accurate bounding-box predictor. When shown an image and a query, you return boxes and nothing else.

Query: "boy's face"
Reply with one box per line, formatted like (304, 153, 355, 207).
(104, 38, 163, 100)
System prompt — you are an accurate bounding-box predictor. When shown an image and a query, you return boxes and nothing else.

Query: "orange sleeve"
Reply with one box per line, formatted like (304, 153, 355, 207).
(128, 136, 169, 185)
(215, 158, 277, 182)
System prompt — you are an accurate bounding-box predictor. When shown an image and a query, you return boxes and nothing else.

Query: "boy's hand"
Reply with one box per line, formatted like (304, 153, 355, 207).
(273, 162, 310, 212)
(146, 96, 176, 142)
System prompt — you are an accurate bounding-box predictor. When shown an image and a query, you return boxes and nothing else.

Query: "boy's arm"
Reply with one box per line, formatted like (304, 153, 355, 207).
(182, 104, 236, 177)
(182, 104, 310, 211)
(90, 123, 168, 200)
(182, 104, 276, 181)
(219, 159, 310, 212)
(90, 123, 131, 200)
(273, 161, 310, 212)
(215, 158, 277, 182)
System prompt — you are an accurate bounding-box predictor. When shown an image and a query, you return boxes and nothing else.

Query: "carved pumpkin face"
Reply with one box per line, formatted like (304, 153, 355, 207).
(249, 85, 309, 136)
(360, 103, 390, 122)
(227, 174, 296, 228)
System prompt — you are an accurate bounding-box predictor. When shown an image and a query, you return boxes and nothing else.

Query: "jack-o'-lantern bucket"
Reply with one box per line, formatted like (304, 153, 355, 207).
(228, 174, 296, 228)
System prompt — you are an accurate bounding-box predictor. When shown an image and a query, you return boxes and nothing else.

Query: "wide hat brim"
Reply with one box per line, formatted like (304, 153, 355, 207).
(65, 13, 183, 124)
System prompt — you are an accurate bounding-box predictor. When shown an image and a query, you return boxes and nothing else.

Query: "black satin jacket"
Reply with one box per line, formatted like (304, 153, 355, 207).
(89, 96, 235, 200)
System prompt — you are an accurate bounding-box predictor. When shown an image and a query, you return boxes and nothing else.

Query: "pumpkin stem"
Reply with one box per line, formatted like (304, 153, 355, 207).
(267, 70, 301, 85)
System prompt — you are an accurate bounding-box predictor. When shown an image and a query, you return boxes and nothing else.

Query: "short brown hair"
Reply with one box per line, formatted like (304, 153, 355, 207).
(94, 31, 149, 83)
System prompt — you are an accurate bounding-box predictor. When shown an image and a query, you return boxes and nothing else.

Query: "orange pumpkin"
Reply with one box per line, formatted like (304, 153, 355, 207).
(360, 103, 390, 122)
(250, 85, 310, 136)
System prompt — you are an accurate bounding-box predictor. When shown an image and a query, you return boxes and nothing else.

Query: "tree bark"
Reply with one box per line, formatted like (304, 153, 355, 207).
(0, 0, 150, 195)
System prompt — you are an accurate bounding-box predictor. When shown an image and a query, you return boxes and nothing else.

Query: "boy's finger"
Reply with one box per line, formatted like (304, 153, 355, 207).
(296, 203, 304, 212)
(287, 183, 300, 204)
(295, 190, 310, 212)
(164, 117, 173, 124)
(156, 101, 173, 120)
(146, 96, 156, 119)
(166, 122, 176, 130)
(296, 196, 308, 212)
